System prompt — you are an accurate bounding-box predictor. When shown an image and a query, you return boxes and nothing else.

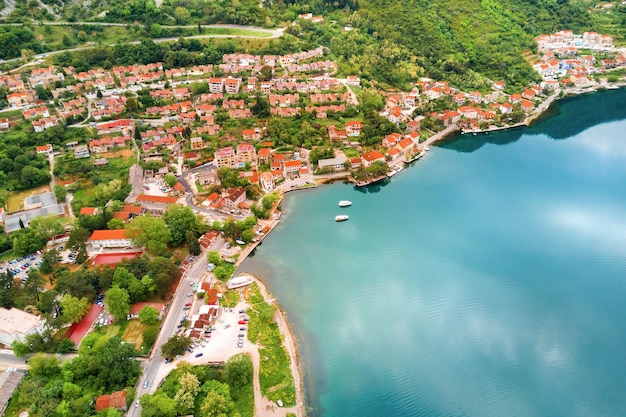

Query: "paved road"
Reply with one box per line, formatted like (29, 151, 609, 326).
(129, 246, 219, 416)
(125, 164, 144, 204)
(0, 350, 78, 370)
(177, 165, 246, 221)
(0, 25, 283, 64)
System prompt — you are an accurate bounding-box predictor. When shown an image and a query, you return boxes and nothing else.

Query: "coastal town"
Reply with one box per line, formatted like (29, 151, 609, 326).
(0, 24, 625, 417)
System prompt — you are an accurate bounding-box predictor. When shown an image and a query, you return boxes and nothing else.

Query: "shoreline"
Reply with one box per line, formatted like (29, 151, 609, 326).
(233, 212, 307, 417)
(249, 275, 307, 417)
(225, 84, 625, 416)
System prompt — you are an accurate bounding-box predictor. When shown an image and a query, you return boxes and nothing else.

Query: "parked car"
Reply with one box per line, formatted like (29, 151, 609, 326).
(238, 320, 247, 325)
(194, 352, 203, 358)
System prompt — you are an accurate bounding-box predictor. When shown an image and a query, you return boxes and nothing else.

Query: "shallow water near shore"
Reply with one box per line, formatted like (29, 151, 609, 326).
(239, 89, 626, 417)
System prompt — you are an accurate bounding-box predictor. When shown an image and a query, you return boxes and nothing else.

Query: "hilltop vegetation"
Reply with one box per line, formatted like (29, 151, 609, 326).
(1, 0, 621, 90)
(287, 0, 600, 90)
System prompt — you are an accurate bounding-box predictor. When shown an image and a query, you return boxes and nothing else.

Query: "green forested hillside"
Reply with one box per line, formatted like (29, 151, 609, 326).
(290, 0, 597, 90)
(2, 0, 620, 91)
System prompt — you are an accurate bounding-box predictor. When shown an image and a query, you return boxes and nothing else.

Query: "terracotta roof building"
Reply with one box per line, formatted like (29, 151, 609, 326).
(89, 229, 133, 249)
(95, 390, 127, 412)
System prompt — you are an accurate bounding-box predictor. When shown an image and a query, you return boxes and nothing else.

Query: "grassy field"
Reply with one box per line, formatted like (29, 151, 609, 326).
(33, 25, 135, 51)
(199, 27, 273, 38)
(122, 320, 148, 350)
(101, 149, 134, 159)
(221, 288, 240, 308)
(246, 284, 296, 406)
(6, 185, 51, 213)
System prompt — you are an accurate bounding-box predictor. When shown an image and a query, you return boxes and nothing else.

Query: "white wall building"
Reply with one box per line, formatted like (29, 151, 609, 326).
(0, 307, 46, 346)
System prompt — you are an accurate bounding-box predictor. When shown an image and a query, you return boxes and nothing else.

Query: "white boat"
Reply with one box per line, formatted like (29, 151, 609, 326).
(226, 273, 255, 289)
(335, 215, 349, 222)
(338, 200, 352, 207)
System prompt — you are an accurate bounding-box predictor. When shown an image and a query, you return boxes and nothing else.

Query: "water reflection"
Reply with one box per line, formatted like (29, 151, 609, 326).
(441, 89, 626, 153)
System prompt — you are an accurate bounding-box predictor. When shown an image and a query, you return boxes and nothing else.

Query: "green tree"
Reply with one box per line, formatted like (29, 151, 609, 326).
(252, 93, 270, 118)
(28, 353, 61, 377)
(113, 266, 135, 288)
(29, 215, 65, 242)
(127, 215, 171, 255)
(186, 230, 201, 256)
(140, 393, 177, 417)
(174, 372, 200, 415)
(107, 218, 126, 229)
(225, 354, 253, 389)
(24, 269, 44, 302)
(12, 340, 30, 357)
(142, 326, 159, 351)
(199, 382, 234, 417)
(105, 286, 131, 320)
(0, 271, 15, 308)
(163, 205, 196, 247)
(53, 185, 67, 202)
(173, 6, 190, 24)
(59, 294, 90, 324)
(35, 85, 52, 100)
(164, 173, 178, 188)
(161, 335, 192, 359)
(207, 251, 221, 265)
(138, 306, 159, 325)
(40, 249, 60, 274)
(96, 336, 140, 389)
(12, 228, 45, 256)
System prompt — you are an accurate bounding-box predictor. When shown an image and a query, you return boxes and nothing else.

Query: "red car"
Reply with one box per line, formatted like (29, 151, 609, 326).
(238, 320, 247, 325)
(185, 303, 191, 307)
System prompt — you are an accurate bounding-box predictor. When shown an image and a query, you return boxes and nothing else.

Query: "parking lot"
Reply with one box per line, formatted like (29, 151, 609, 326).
(0, 250, 44, 284)
(158, 302, 252, 372)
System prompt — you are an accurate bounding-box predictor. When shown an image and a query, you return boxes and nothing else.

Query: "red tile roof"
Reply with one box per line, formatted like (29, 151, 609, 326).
(206, 288, 219, 305)
(113, 211, 130, 220)
(79, 207, 98, 215)
(95, 390, 126, 411)
(362, 150, 385, 162)
(66, 304, 103, 345)
(283, 160, 302, 167)
(90, 229, 129, 241)
(129, 302, 164, 316)
(136, 194, 178, 204)
(123, 205, 142, 214)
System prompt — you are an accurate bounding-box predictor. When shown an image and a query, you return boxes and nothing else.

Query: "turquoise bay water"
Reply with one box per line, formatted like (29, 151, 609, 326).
(239, 89, 626, 417)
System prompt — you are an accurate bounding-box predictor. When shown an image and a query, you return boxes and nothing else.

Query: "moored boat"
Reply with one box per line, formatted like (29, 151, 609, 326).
(227, 273, 255, 289)
(338, 200, 352, 207)
(335, 215, 349, 222)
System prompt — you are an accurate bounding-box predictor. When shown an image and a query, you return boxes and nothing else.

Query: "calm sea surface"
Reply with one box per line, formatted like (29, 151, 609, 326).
(239, 89, 626, 417)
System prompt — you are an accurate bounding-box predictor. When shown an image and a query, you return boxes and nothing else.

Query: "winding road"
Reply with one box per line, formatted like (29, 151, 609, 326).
(0, 24, 284, 64)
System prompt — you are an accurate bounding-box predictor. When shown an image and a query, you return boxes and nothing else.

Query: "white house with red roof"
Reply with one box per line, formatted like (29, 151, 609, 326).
(345, 121, 363, 136)
(282, 159, 302, 177)
(361, 150, 385, 166)
(36, 144, 53, 154)
(89, 230, 133, 249)
(382, 133, 402, 149)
